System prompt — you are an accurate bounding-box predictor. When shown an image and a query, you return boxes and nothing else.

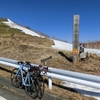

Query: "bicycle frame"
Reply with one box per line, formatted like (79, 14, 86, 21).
(15, 64, 33, 87)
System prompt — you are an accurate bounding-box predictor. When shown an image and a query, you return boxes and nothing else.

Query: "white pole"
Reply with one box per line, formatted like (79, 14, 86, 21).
(48, 76, 52, 89)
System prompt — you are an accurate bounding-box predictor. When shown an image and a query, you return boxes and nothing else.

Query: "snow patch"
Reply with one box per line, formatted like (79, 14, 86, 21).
(52, 39, 72, 51)
(3, 19, 43, 37)
(62, 81, 100, 100)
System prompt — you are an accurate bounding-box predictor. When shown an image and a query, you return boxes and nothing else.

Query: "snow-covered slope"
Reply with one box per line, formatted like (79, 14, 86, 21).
(52, 39, 100, 55)
(3, 19, 43, 37)
(52, 39, 72, 51)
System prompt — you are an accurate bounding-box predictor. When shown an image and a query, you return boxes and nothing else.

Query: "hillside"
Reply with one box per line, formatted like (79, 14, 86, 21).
(0, 18, 100, 100)
(0, 21, 54, 47)
(0, 37, 99, 100)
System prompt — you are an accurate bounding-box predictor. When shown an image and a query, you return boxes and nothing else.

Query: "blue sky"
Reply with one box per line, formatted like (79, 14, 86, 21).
(0, 0, 100, 43)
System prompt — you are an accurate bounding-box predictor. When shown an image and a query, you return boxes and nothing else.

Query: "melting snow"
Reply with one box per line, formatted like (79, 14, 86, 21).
(3, 19, 43, 37)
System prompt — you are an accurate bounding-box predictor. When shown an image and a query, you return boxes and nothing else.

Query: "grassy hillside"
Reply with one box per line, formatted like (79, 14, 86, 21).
(0, 22, 24, 35)
(0, 22, 99, 100)
(0, 22, 54, 47)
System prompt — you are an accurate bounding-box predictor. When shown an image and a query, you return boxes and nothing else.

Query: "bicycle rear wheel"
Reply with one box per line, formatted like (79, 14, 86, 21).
(10, 68, 21, 88)
(25, 81, 38, 99)
(37, 76, 44, 99)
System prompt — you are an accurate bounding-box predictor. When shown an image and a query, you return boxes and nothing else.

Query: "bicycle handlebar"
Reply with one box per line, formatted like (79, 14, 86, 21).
(16, 56, 52, 74)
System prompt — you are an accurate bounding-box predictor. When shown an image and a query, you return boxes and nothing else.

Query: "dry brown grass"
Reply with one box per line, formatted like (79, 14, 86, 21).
(0, 36, 99, 100)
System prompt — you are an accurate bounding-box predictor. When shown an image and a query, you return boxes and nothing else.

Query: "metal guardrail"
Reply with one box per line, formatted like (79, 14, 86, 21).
(0, 57, 100, 89)
(48, 67, 100, 83)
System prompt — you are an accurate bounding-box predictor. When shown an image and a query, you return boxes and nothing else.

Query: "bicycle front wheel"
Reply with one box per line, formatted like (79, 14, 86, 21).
(25, 82, 38, 99)
(10, 68, 21, 88)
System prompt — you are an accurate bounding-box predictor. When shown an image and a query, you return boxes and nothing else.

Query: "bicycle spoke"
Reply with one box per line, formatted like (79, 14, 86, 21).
(11, 68, 20, 88)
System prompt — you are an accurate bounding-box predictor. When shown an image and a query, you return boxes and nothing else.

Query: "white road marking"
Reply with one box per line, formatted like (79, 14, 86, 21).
(0, 96, 7, 100)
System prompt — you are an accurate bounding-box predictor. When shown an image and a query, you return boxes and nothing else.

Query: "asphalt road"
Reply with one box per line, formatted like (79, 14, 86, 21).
(0, 85, 28, 100)
(0, 76, 67, 100)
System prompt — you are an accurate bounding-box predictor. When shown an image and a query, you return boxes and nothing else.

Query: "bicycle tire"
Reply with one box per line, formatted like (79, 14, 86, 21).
(10, 68, 21, 88)
(37, 76, 44, 99)
(25, 80, 38, 99)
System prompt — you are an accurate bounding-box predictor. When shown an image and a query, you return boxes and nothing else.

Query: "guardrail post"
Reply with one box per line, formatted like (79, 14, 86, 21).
(48, 76, 52, 89)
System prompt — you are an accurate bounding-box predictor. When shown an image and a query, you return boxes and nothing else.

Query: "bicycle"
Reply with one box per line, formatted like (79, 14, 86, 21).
(10, 56, 52, 99)
(10, 61, 39, 99)
(32, 56, 52, 99)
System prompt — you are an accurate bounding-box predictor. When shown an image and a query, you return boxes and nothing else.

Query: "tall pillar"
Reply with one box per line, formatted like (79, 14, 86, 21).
(72, 15, 80, 63)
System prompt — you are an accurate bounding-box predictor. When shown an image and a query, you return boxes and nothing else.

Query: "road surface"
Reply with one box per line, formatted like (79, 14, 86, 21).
(0, 85, 28, 100)
(0, 75, 66, 100)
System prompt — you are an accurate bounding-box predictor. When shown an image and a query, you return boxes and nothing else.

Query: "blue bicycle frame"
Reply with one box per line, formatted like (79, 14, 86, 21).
(15, 64, 34, 87)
